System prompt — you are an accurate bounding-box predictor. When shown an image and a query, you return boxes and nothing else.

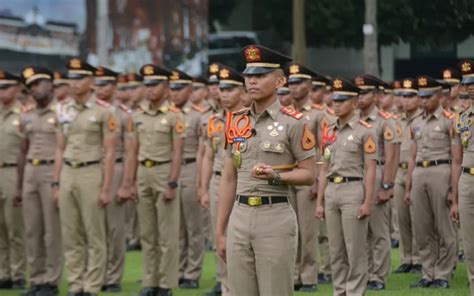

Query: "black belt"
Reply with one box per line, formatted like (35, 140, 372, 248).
(416, 159, 451, 168)
(183, 158, 196, 165)
(0, 162, 17, 168)
(377, 160, 385, 166)
(214, 171, 222, 176)
(236, 195, 288, 207)
(399, 162, 408, 169)
(28, 159, 54, 166)
(116, 158, 123, 163)
(64, 160, 101, 168)
(140, 159, 171, 168)
(462, 167, 474, 175)
(328, 176, 363, 184)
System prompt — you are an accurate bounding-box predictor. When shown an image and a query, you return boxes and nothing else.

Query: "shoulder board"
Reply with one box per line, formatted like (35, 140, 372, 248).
(192, 104, 206, 113)
(233, 107, 250, 116)
(443, 110, 454, 119)
(358, 119, 372, 128)
(119, 103, 132, 114)
(281, 107, 304, 120)
(378, 110, 392, 119)
(312, 103, 324, 110)
(96, 99, 111, 108)
(168, 106, 180, 113)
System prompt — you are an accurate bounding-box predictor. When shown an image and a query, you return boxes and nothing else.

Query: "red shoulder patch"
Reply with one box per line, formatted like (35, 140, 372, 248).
(392, 113, 401, 119)
(192, 104, 206, 113)
(378, 110, 392, 119)
(119, 103, 132, 114)
(358, 119, 372, 128)
(281, 107, 304, 120)
(312, 103, 324, 110)
(443, 110, 454, 119)
(96, 99, 111, 108)
(168, 106, 180, 113)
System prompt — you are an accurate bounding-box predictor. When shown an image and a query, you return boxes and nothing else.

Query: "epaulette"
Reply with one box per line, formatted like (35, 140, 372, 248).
(192, 104, 206, 113)
(303, 104, 311, 111)
(168, 106, 180, 113)
(96, 99, 111, 108)
(119, 103, 132, 114)
(281, 106, 304, 120)
(443, 110, 454, 119)
(378, 110, 392, 119)
(359, 119, 372, 128)
(312, 103, 324, 110)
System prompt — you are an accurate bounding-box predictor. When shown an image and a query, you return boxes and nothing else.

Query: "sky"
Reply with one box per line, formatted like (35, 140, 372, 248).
(0, 0, 86, 31)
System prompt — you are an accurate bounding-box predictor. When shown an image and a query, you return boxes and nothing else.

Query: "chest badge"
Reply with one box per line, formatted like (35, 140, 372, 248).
(267, 122, 284, 137)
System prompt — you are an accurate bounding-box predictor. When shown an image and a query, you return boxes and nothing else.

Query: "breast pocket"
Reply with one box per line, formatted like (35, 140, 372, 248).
(429, 131, 448, 147)
(260, 141, 285, 154)
(339, 141, 360, 165)
(84, 121, 102, 145)
(154, 124, 171, 145)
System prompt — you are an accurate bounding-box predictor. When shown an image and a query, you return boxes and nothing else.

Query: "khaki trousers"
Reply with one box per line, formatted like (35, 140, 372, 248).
(293, 185, 319, 285)
(325, 181, 368, 296)
(178, 162, 204, 281)
(210, 174, 230, 294)
(59, 164, 106, 293)
(411, 164, 456, 281)
(317, 220, 331, 275)
(367, 165, 391, 283)
(137, 164, 180, 289)
(104, 163, 126, 285)
(394, 169, 419, 265)
(125, 202, 140, 246)
(389, 199, 400, 241)
(458, 173, 474, 294)
(227, 200, 297, 296)
(22, 163, 62, 285)
(0, 167, 25, 281)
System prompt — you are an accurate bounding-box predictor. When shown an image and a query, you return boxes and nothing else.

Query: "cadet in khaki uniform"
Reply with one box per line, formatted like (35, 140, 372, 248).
(216, 45, 316, 296)
(19, 67, 62, 296)
(52, 72, 70, 103)
(201, 65, 246, 296)
(451, 59, 474, 294)
(53, 59, 118, 296)
(94, 67, 137, 292)
(134, 64, 186, 296)
(277, 83, 293, 107)
(0, 70, 26, 290)
(442, 68, 464, 114)
(392, 79, 422, 274)
(405, 76, 459, 289)
(166, 69, 205, 289)
(286, 63, 321, 292)
(315, 78, 377, 296)
(353, 75, 398, 290)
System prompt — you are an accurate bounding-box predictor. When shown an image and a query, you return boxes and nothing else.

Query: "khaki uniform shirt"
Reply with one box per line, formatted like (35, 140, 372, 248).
(207, 111, 226, 172)
(21, 100, 58, 161)
(359, 106, 398, 161)
(133, 102, 186, 162)
(455, 105, 474, 168)
(323, 114, 378, 178)
(59, 95, 119, 163)
(181, 104, 205, 160)
(411, 106, 455, 162)
(199, 102, 220, 144)
(0, 102, 24, 164)
(225, 100, 316, 196)
(398, 109, 423, 164)
(115, 103, 135, 160)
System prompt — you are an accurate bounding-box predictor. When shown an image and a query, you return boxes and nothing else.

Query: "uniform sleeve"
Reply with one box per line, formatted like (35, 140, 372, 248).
(448, 117, 460, 146)
(362, 128, 378, 161)
(382, 118, 398, 144)
(288, 118, 316, 162)
(171, 111, 187, 140)
(123, 112, 136, 140)
(101, 107, 120, 137)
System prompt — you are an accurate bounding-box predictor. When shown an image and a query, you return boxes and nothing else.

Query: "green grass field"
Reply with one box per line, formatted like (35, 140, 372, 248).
(2, 249, 469, 295)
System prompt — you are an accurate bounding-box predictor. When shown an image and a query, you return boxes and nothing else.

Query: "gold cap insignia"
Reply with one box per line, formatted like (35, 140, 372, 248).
(95, 68, 104, 76)
(170, 71, 180, 81)
(418, 77, 427, 87)
(289, 64, 300, 74)
(462, 62, 471, 73)
(209, 63, 219, 74)
(443, 70, 451, 79)
(245, 46, 261, 62)
(70, 58, 81, 69)
(333, 79, 342, 89)
(220, 69, 230, 79)
(23, 68, 34, 79)
(403, 79, 412, 88)
(143, 65, 154, 75)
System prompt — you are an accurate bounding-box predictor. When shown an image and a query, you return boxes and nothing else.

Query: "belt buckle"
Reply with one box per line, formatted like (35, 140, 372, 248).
(422, 160, 430, 168)
(401, 163, 408, 169)
(248, 196, 262, 207)
(145, 160, 154, 168)
(334, 176, 343, 184)
(32, 159, 41, 166)
(470, 168, 474, 175)
(71, 162, 80, 168)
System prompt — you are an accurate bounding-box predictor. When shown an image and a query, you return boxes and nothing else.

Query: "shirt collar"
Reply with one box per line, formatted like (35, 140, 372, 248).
(360, 105, 378, 122)
(336, 113, 358, 130)
(250, 99, 280, 121)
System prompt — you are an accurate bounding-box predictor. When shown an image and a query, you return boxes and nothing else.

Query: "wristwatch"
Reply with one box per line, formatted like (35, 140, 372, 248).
(382, 183, 394, 190)
(168, 181, 178, 189)
(268, 173, 283, 186)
